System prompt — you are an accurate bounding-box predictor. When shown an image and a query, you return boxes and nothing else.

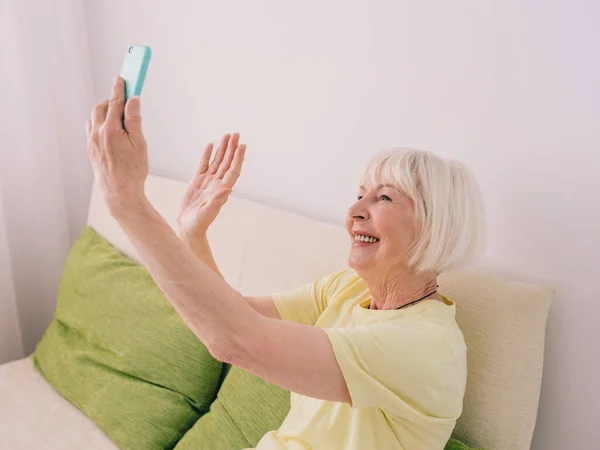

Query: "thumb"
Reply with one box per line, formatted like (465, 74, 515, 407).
(210, 188, 232, 206)
(124, 96, 142, 134)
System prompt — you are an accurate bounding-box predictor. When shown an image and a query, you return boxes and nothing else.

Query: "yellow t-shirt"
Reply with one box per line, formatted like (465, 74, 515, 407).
(252, 268, 467, 450)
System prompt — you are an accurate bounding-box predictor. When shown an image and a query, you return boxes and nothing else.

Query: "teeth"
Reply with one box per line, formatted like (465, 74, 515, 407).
(354, 234, 379, 243)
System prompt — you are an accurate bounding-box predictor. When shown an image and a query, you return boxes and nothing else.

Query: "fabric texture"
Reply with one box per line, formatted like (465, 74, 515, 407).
(255, 268, 468, 450)
(174, 366, 291, 450)
(438, 270, 553, 449)
(0, 357, 118, 450)
(33, 226, 223, 450)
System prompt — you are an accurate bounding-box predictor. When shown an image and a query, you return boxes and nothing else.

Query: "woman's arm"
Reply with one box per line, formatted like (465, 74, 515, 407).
(110, 195, 348, 403)
(217, 314, 351, 403)
(183, 234, 281, 320)
(181, 234, 225, 279)
(245, 296, 281, 320)
(175, 134, 281, 320)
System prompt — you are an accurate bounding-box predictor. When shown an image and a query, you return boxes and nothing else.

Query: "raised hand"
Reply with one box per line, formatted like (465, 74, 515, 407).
(86, 76, 149, 211)
(176, 133, 246, 243)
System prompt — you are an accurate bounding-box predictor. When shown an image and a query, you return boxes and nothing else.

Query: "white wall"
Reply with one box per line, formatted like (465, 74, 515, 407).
(80, 1, 599, 448)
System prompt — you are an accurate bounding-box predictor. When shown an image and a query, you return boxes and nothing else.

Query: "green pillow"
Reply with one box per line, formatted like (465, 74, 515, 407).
(446, 437, 486, 450)
(33, 226, 223, 450)
(175, 365, 484, 450)
(174, 366, 290, 449)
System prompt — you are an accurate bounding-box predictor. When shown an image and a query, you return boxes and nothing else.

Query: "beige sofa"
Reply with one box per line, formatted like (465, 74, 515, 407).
(0, 174, 554, 449)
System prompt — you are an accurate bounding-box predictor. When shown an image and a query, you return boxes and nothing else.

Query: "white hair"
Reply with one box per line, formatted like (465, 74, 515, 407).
(360, 148, 487, 274)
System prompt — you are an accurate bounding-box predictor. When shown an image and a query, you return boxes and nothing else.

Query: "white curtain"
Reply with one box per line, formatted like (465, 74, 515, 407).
(0, 0, 94, 361)
(0, 194, 23, 363)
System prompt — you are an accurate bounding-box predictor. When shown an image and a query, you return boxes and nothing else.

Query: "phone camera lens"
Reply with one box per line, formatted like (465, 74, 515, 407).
(128, 46, 134, 54)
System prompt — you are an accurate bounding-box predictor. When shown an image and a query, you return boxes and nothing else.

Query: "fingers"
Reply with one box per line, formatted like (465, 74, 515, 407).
(216, 133, 240, 178)
(211, 186, 232, 204)
(222, 144, 246, 188)
(180, 143, 213, 208)
(212, 188, 232, 208)
(196, 143, 214, 176)
(124, 96, 142, 135)
(92, 100, 109, 128)
(207, 134, 230, 174)
(183, 132, 245, 209)
(106, 76, 126, 127)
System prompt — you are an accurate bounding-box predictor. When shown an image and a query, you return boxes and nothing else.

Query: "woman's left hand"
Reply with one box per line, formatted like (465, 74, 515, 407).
(85, 76, 149, 211)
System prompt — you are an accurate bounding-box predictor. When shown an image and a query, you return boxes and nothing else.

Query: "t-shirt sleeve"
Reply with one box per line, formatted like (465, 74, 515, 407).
(324, 322, 459, 416)
(271, 269, 354, 326)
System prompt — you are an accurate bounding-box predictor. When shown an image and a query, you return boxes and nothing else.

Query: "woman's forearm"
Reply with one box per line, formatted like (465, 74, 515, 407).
(108, 194, 257, 355)
(181, 234, 225, 280)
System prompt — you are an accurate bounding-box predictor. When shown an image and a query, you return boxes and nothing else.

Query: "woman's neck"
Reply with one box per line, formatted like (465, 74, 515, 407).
(361, 266, 439, 310)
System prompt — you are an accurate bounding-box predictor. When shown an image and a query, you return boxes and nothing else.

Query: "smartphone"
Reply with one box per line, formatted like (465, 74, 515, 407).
(120, 45, 152, 101)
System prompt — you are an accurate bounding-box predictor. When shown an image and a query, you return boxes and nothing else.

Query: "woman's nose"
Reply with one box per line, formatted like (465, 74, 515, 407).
(348, 201, 368, 221)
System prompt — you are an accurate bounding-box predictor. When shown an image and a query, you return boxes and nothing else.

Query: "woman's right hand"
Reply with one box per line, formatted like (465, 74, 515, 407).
(176, 133, 246, 243)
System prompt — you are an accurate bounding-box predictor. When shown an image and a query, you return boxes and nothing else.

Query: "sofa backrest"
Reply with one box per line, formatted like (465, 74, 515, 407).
(88, 174, 553, 450)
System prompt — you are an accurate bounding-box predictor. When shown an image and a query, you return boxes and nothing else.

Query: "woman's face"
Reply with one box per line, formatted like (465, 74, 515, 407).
(345, 180, 417, 273)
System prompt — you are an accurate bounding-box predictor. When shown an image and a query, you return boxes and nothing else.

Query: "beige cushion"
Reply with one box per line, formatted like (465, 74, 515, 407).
(439, 270, 554, 450)
(0, 358, 118, 450)
(87, 174, 553, 450)
(238, 204, 350, 295)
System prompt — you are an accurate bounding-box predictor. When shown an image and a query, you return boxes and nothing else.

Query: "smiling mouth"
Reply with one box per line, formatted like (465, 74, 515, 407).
(353, 234, 380, 244)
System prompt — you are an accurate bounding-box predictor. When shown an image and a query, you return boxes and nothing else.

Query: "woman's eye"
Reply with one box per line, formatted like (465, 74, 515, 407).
(380, 195, 391, 201)
(357, 195, 363, 200)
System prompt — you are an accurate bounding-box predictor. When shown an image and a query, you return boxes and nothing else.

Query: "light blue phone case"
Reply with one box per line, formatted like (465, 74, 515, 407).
(120, 45, 152, 101)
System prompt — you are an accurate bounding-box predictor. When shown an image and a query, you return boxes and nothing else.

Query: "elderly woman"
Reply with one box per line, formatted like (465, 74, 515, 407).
(86, 77, 485, 450)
